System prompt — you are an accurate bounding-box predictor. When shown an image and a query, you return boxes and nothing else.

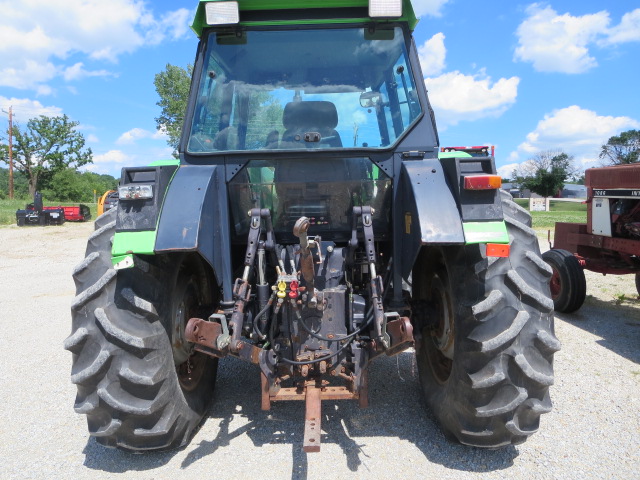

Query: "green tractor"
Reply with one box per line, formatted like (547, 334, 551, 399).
(66, 0, 558, 452)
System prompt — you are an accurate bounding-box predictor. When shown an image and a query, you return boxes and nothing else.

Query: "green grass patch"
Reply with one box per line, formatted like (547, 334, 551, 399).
(530, 210, 587, 229)
(0, 199, 27, 225)
(549, 201, 587, 212)
(0, 199, 97, 226)
(514, 198, 587, 229)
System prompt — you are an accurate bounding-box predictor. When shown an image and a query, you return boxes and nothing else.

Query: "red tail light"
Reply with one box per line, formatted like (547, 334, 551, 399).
(464, 175, 502, 190)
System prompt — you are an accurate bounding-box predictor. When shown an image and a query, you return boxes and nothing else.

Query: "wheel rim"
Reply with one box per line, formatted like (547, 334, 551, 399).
(423, 274, 455, 385)
(177, 352, 208, 392)
(549, 266, 562, 299)
(173, 280, 208, 392)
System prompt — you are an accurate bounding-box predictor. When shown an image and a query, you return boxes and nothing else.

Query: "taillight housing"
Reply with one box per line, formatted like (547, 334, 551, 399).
(464, 175, 502, 190)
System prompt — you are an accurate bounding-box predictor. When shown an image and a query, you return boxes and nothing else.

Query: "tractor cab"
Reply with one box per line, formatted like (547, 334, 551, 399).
(185, 19, 425, 242)
(186, 24, 423, 154)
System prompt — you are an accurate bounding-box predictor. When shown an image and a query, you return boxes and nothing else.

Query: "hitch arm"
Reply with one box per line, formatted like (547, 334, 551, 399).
(293, 217, 317, 307)
(352, 206, 390, 348)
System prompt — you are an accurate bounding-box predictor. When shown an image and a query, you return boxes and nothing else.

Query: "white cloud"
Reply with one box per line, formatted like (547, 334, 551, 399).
(0, 96, 63, 123)
(150, 9, 193, 43)
(117, 128, 148, 144)
(62, 63, 114, 81)
(0, 60, 58, 92)
(93, 149, 129, 164)
(515, 5, 640, 74)
(497, 162, 522, 179)
(412, 0, 451, 18)
(87, 134, 99, 143)
(418, 33, 446, 76)
(601, 8, 640, 45)
(418, 33, 518, 129)
(35, 84, 54, 96)
(426, 71, 520, 128)
(116, 127, 168, 145)
(0, 0, 192, 92)
(86, 145, 176, 175)
(513, 105, 640, 170)
(514, 4, 609, 74)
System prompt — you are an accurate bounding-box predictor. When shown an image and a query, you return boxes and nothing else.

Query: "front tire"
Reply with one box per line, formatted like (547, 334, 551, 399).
(65, 209, 218, 451)
(413, 194, 559, 447)
(542, 249, 586, 313)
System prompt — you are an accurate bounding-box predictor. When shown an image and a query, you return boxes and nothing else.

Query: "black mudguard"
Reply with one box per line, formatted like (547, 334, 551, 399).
(399, 159, 464, 279)
(155, 165, 233, 298)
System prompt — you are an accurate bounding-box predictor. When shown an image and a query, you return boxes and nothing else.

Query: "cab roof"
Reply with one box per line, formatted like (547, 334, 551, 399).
(191, 0, 419, 37)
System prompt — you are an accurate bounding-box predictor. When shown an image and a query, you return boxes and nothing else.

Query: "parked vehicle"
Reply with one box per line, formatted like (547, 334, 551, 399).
(97, 190, 119, 217)
(545, 164, 640, 312)
(43, 205, 91, 222)
(16, 192, 65, 226)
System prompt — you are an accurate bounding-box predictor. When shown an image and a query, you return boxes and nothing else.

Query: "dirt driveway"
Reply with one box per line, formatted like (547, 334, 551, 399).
(0, 222, 638, 480)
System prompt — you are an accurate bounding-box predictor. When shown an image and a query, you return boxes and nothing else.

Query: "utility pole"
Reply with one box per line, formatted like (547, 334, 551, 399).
(2, 106, 14, 199)
(7, 106, 14, 200)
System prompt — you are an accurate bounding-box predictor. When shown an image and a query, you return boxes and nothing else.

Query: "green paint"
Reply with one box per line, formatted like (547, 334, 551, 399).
(111, 253, 134, 270)
(149, 158, 180, 166)
(112, 230, 157, 256)
(463, 221, 509, 245)
(191, 0, 418, 37)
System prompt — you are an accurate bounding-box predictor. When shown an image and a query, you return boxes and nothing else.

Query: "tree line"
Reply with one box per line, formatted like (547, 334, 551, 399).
(0, 167, 117, 203)
(511, 129, 640, 198)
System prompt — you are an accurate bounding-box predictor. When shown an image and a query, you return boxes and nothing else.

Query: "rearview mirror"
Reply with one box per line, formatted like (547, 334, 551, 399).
(360, 91, 384, 108)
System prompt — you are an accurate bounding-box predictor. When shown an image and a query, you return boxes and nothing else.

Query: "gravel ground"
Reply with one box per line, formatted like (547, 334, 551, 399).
(0, 222, 638, 480)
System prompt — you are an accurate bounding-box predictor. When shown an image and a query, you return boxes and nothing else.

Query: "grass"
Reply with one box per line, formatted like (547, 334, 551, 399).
(615, 293, 627, 305)
(0, 199, 28, 225)
(0, 198, 98, 226)
(515, 198, 587, 229)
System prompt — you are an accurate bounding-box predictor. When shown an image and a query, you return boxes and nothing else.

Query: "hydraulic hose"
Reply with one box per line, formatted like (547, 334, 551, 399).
(253, 292, 276, 339)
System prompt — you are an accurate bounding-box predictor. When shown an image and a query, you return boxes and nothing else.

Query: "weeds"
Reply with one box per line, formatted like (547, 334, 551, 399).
(614, 293, 627, 305)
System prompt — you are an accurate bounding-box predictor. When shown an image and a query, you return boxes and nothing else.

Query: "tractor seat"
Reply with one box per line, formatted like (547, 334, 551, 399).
(280, 101, 342, 148)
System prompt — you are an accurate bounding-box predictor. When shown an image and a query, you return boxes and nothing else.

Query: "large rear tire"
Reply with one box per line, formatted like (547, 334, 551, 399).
(542, 249, 586, 313)
(65, 209, 218, 451)
(413, 193, 559, 447)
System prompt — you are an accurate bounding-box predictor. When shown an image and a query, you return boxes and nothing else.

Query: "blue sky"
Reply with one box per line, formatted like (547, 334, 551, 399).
(1, 0, 639, 179)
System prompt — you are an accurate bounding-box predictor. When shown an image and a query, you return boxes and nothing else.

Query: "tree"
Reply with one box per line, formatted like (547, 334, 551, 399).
(40, 169, 118, 202)
(0, 167, 29, 199)
(154, 64, 193, 155)
(1, 115, 92, 197)
(512, 151, 576, 198)
(599, 130, 640, 165)
(154, 63, 284, 153)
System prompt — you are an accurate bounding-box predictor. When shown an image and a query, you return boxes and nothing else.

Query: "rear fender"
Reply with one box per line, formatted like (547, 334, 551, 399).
(399, 160, 464, 279)
(154, 165, 232, 298)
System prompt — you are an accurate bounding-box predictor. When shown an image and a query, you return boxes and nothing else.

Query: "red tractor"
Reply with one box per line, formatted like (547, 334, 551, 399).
(544, 164, 640, 312)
